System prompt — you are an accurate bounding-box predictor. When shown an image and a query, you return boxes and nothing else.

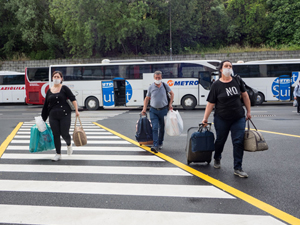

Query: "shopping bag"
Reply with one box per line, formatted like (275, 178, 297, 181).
(293, 100, 298, 107)
(165, 110, 184, 136)
(29, 123, 55, 153)
(35, 116, 47, 132)
(73, 116, 87, 146)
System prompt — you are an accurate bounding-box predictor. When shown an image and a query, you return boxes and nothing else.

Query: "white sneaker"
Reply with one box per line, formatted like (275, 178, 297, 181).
(52, 154, 61, 161)
(67, 144, 73, 155)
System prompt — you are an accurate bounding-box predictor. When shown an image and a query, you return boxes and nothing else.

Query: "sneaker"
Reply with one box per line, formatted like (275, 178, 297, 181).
(158, 145, 163, 150)
(214, 159, 221, 169)
(150, 146, 158, 153)
(234, 169, 249, 178)
(52, 154, 61, 161)
(67, 143, 73, 155)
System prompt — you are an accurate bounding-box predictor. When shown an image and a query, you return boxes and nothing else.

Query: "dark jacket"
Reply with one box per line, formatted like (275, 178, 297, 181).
(42, 85, 76, 121)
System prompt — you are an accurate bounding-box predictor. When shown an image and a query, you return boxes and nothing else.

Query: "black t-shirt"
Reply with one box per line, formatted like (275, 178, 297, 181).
(207, 77, 246, 120)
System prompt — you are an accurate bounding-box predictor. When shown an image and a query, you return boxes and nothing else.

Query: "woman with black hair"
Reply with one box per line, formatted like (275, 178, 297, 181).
(202, 60, 251, 178)
(42, 71, 80, 161)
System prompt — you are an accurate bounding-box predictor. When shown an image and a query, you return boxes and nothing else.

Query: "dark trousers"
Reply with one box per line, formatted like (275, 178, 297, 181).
(213, 115, 246, 170)
(297, 97, 300, 113)
(149, 107, 168, 147)
(49, 111, 71, 154)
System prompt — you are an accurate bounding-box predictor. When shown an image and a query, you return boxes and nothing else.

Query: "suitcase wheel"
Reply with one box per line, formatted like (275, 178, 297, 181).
(187, 160, 191, 165)
(206, 159, 211, 164)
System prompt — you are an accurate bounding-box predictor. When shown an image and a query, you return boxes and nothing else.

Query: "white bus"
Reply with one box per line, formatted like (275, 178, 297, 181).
(49, 60, 218, 110)
(0, 71, 25, 103)
(232, 60, 300, 104)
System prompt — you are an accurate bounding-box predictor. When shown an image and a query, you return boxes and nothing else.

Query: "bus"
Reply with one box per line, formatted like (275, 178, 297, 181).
(0, 71, 25, 103)
(49, 59, 218, 110)
(25, 67, 50, 105)
(232, 60, 300, 104)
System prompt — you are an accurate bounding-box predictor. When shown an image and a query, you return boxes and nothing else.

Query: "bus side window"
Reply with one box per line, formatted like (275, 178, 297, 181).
(199, 71, 211, 90)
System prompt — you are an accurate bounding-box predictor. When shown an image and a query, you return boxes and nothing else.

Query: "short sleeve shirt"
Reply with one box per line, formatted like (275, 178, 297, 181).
(207, 78, 246, 120)
(147, 82, 171, 108)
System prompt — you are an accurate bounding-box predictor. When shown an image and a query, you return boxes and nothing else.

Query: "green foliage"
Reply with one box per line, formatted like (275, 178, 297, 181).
(226, 0, 269, 46)
(266, 0, 300, 46)
(0, 0, 300, 59)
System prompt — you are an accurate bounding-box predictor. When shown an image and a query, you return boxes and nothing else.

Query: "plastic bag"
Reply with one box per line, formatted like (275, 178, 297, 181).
(35, 116, 47, 132)
(293, 99, 298, 107)
(29, 123, 55, 153)
(165, 110, 184, 136)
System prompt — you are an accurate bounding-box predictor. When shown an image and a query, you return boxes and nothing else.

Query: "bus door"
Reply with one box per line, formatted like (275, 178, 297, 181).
(277, 75, 292, 101)
(113, 78, 126, 106)
(198, 71, 211, 105)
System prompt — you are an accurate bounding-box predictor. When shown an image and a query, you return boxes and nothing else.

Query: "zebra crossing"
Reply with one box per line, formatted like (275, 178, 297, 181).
(0, 120, 286, 225)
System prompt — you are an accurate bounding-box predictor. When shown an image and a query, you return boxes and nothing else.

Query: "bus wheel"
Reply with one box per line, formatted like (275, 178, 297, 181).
(85, 97, 99, 110)
(256, 92, 264, 105)
(181, 95, 196, 110)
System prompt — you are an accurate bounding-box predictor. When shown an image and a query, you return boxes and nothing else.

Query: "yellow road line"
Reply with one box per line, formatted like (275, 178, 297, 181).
(94, 122, 300, 225)
(0, 122, 23, 158)
(253, 129, 300, 138)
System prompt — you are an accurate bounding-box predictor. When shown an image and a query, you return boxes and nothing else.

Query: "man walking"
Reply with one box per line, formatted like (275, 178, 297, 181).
(294, 80, 300, 114)
(142, 71, 174, 153)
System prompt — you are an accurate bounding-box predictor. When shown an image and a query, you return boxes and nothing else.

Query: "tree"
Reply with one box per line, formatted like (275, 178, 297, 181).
(226, 0, 269, 46)
(50, 0, 162, 57)
(266, 0, 300, 46)
(4, 0, 66, 59)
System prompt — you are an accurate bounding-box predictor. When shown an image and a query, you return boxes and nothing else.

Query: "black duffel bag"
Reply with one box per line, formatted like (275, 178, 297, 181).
(233, 74, 258, 106)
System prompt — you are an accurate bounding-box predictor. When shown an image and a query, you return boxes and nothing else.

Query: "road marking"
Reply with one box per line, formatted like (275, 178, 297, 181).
(14, 135, 120, 139)
(7, 145, 143, 152)
(0, 122, 23, 158)
(17, 131, 113, 135)
(0, 164, 192, 176)
(0, 179, 233, 198)
(11, 140, 130, 144)
(0, 205, 286, 225)
(253, 128, 300, 138)
(1, 154, 164, 162)
(19, 128, 106, 131)
(94, 122, 300, 225)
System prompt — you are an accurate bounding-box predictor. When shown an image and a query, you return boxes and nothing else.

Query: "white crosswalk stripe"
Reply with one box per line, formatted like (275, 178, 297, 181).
(7, 145, 143, 152)
(14, 135, 120, 139)
(0, 119, 286, 225)
(0, 205, 285, 225)
(0, 164, 192, 176)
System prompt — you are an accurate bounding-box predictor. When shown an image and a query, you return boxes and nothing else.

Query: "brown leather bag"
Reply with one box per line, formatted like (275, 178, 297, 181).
(73, 116, 87, 146)
(244, 119, 268, 152)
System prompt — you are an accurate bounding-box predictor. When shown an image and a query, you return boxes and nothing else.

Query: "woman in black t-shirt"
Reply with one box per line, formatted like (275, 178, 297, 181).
(42, 71, 80, 161)
(202, 60, 251, 178)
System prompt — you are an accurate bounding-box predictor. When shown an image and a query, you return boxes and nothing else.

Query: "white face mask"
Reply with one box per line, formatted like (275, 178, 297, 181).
(154, 79, 162, 84)
(222, 68, 233, 77)
(53, 79, 61, 85)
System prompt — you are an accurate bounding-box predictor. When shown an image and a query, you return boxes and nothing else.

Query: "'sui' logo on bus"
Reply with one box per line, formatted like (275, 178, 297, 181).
(102, 80, 133, 107)
(271, 72, 299, 100)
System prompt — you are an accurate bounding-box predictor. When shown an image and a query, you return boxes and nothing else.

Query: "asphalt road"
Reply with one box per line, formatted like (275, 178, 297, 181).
(98, 103, 300, 221)
(0, 103, 299, 224)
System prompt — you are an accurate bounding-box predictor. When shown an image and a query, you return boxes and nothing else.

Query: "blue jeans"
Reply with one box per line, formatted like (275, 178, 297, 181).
(214, 115, 246, 170)
(149, 107, 168, 147)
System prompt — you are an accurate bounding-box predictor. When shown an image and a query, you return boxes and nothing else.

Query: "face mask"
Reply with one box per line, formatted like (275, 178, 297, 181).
(53, 79, 61, 85)
(222, 68, 233, 77)
(154, 79, 162, 84)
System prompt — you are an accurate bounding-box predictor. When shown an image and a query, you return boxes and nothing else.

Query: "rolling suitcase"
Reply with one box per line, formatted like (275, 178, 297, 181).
(135, 113, 153, 146)
(186, 123, 215, 165)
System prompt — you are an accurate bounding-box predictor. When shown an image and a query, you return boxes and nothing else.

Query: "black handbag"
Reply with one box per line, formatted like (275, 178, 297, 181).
(233, 75, 258, 106)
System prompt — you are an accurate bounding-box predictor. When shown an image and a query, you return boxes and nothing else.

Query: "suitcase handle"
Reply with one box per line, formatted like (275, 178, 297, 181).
(198, 123, 212, 132)
(140, 113, 148, 118)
